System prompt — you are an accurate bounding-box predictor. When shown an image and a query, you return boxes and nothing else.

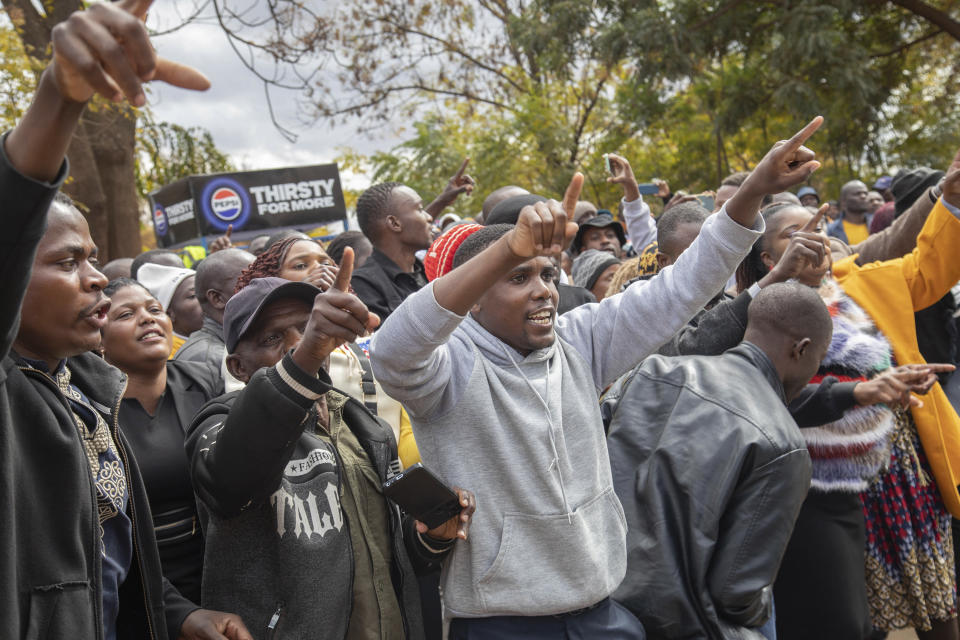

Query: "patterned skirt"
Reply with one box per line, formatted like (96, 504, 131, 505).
(860, 410, 957, 631)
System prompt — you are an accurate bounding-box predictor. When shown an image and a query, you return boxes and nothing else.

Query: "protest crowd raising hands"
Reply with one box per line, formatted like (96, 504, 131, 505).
(5, 2, 960, 639)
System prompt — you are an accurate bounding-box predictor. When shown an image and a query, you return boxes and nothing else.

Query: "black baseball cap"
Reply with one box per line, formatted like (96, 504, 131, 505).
(484, 194, 548, 226)
(223, 277, 320, 353)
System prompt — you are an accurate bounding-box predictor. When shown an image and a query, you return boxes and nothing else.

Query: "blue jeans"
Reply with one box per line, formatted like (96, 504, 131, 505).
(449, 598, 646, 639)
(758, 602, 777, 640)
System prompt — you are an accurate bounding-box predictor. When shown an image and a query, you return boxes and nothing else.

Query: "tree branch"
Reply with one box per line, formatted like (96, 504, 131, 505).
(377, 15, 526, 93)
(889, 0, 960, 43)
(870, 27, 943, 57)
(570, 71, 608, 164)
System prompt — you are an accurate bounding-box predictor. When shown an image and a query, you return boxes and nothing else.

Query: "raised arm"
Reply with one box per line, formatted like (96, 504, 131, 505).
(1, 0, 208, 361)
(424, 157, 476, 220)
(6, 0, 209, 182)
(557, 118, 827, 388)
(188, 251, 377, 515)
(898, 148, 960, 311)
(430, 173, 582, 314)
(852, 187, 936, 265)
(606, 153, 656, 249)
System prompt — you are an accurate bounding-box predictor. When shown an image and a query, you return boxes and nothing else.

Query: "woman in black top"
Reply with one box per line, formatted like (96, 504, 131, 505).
(100, 278, 221, 603)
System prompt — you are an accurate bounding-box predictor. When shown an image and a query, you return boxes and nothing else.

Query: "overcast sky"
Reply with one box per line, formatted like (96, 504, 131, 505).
(147, 5, 401, 188)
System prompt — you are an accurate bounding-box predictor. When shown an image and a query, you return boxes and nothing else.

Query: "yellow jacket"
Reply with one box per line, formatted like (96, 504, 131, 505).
(833, 199, 960, 517)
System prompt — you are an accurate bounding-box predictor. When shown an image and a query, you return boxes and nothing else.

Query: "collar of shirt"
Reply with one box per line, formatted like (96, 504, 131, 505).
(17, 353, 65, 376)
(370, 248, 427, 285)
(202, 315, 225, 342)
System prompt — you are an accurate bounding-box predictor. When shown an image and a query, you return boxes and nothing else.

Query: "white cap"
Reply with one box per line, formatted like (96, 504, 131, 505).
(136, 263, 194, 311)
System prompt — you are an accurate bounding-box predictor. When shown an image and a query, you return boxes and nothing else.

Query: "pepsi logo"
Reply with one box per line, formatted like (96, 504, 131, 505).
(153, 206, 168, 236)
(200, 177, 251, 232)
(210, 187, 243, 221)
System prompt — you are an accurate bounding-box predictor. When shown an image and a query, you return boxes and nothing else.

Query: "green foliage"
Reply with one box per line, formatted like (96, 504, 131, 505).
(0, 21, 37, 130)
(336, 0, 960, 210)
(135, 113, 235, 199)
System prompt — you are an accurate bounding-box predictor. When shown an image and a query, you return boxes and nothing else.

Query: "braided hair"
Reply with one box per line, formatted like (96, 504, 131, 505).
(734, 202, 803, 293)
(356, 182, 401, 241)
(234, 236, 302, 292)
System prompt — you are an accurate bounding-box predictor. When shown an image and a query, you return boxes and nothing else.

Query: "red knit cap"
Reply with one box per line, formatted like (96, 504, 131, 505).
(424, 223, 483, 281)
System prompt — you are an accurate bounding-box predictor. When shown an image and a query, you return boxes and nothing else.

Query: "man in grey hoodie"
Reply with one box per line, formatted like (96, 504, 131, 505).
(370, 118, 825, 638)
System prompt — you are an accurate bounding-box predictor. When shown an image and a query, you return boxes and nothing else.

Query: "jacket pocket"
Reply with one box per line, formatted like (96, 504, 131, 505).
(26, 581, 95, 640)
(475, 488, 627, 615)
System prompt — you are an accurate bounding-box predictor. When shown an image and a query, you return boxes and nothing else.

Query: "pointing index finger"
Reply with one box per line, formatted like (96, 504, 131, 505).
(801, 204, 828, 233)
(119, 0, 154, 20)
(785, 116, 824, 153)
(454, 158, 470, 180)
(332, 246, 354, 292)
(562, 172, 584, 219)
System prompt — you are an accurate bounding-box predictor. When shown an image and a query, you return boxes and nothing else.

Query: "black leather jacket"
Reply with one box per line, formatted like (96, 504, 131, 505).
(604, 343, 811, 639)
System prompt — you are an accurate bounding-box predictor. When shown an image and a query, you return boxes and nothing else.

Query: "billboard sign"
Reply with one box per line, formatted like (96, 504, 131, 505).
(148, 164, 347, 247)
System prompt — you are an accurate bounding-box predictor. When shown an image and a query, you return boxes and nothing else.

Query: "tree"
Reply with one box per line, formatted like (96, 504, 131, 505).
(136, 114, 235, 199)
(0, 3, 237, 259)
(337, 0, 960, 209)
(2, 0, 140, 260)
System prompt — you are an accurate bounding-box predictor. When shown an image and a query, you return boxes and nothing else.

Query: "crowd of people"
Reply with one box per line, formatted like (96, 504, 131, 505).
(5, 2, 960, 640)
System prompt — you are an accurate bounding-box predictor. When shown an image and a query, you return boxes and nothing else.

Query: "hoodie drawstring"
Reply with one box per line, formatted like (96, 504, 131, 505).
(499, 344, 573, 523)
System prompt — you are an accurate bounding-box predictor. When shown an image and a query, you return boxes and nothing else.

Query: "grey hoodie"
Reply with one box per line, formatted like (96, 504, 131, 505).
(370, 207, 763, 619)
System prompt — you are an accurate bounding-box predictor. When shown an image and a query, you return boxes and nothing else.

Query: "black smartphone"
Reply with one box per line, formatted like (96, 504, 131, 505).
(382, 463, 462, 529)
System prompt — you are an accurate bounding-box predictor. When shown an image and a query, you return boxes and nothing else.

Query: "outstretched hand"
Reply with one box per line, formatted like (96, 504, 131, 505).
(741, 116, 823, 197)
(50, 0, 210, 107)
(291, 247, 380, 376)
(725, 116, 823, 228)
(606, 154, 640, 202)
(446, 158, 476, 197)
(427, 157, 476, 216)
(853, 364, 956, 410)
(506, 173, 581, 259)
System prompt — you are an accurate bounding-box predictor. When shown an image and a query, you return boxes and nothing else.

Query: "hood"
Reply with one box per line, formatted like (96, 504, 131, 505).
(461, 313, 557, 367)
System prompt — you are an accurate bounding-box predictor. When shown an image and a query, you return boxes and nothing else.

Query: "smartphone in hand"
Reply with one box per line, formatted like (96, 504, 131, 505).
(637, 183, 660, 195)
(382, 463, 462, 529)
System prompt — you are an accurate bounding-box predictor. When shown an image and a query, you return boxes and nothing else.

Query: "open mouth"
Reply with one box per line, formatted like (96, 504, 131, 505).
(138, 328, 166, 342)
(82, 299, 111, 329)
(527, 309, 554, 327)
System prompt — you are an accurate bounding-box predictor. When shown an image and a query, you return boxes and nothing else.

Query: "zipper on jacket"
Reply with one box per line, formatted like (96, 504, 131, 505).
(326, 440, 355, 640)
(266, 602, 284, 640)
(20, 366, 106, 640)
(153, 514, 197, 532)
